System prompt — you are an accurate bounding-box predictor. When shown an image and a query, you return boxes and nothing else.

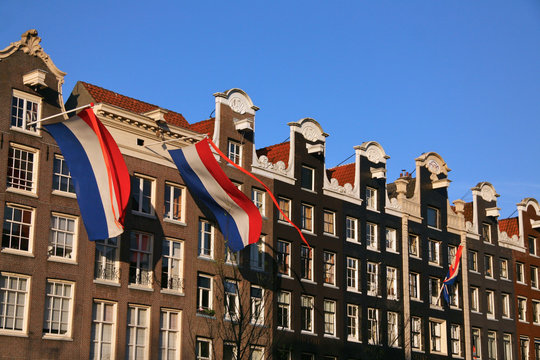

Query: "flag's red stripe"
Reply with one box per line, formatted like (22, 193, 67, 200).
(196, 139, 262, 245)
(207, 138, 310, 248)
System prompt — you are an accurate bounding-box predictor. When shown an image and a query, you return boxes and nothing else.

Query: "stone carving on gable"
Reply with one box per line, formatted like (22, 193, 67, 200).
(481, 186, 495, 202)
(386, 197, 402, 211)
(256, 155, 288, 175)
(499, 231, 520, 246)
(326, 178, 355, 196)
(301, 124, 320, 142)
(367, 147, 382, 164)
(229, 95, 247, 114)
(465, 221, 474, 233)
(427, 159, 441, 174)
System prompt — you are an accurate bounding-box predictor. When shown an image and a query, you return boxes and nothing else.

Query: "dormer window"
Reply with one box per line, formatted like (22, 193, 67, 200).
(301, 166, 314, 191)
(11, 90, 41, 134)
(227, 140, 242, 166)
(482, 223, 492, 243)
(366, 187, 377, 210)
(427, 207, 440, 229)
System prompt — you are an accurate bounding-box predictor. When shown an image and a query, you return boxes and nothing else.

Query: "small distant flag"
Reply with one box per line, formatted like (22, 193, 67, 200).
(168, 138, 262, 252)
(45, 108, 131, 240)
(443, 244, 464, 305)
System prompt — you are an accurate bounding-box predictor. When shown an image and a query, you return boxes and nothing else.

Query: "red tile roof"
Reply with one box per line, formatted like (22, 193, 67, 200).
(499, 217, 519, 237)
(327, 163, 355, 186)
(256, 142, 290, 166)
(464, 202, 473, 222)
(80, 82, 190, 129)
(190, 118, 215, 137)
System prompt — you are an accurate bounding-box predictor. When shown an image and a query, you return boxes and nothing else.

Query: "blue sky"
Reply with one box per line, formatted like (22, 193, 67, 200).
(2, 1, 540, 218)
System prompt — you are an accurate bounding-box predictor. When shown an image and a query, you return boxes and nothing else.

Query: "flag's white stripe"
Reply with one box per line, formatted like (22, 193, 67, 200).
(64, 116, 121, 236)
(183, 145, 251, 245)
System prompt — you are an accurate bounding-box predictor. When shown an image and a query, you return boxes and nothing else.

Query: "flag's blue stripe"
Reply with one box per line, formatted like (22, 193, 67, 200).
(169, 149, 244, 251)
(45, 123, 109, 240)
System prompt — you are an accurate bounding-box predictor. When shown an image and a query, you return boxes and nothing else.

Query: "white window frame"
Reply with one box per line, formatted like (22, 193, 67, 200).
(323, 251, 336, 286)
(0, 272, 30, 335)
(503, 333, 513, 360)
(472, 328, 482, 359)
(277, 291, 291, 330)
(388, 311, 400, 347)
(386, 266, 398, 300)
(250, 237, 265, 271)
(486, 290, 495, 319)
(529, 236, 537, 256)
(518, 297, 527, 322)
(277, 240, 291, 277)
(300, 295, 314, 333)
(500, 258, 509, 280)
(468, 250, 478, 272)
(162, 238, 184, 293)
(11, 89, 41, 134)
(90, 300, 117, 360)
(129, 231, 153, 287)
(487, 330, 497, 360)
(43, 280, 75, 338)
(252, 188, 266, 216)
(48, 212, 78, 263)
(323, 210, 335, 235)
(429, 277, 441, 307)
(484, 254, 494, 278)
(227, 139, 242, 165)
(7, 143, 39, 194)
(367, 262, 379, 296)
(451, 324, 462, 357)
(532, 300, 540, 324)
(531, 266, 539, 289)
(471, 287, 480, 312)
(366, 222, 378, 251)
(52, 155, 75, 195)
(301, 203, 314, 232)
(197, 274, 213, 314)
(196, 337, 212, 360)
(278, 197, 291, 222)
(250, 346, 264, 360)
(346, 217, 359, 243)
(366, 187, 377, 210)
(347, 257, 359, 292)
(131, 174, 156, 216)
(448, 245, 457, 267)
(411, 317, 423, 351)
(410, 272, 420, 301)
(159, 308, 181, 360)
(482, 223, 492, 243)
(520, 337, 530, 360)
(502, 293, 511, 319)
(409, 234, 420, 258)
(449, 282, 460, 309)
(428, 239, 440, 266)
(250, 285, 264, 325)
(429, 319, 446, 355)
(126, 305, 150, 360)
(164, 182, 186, 223)
(386, 228, 397, 252)
(94, 237, 120, 283)
(427, 207, 440, 229)
(224, 279, 239, 321)
(367, 308, 379, 345)
(347, 304, 359, 342)
(323, 299, 336, 337)
(224, 342, 238, 360)
(198, 220, 214, 259)
(300, 245, 313, 281)
(517, 262, 526, 284)
(2, 203, 35, 254)
(301, 166, 315, 191)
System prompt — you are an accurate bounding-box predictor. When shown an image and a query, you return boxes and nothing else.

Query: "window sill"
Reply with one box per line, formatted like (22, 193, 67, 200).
(278, 274, 293, 280)
(323, 334, 339, 340)
(197, 256, 215, 262)
(301, 188, 317, 194)
(128, 284, 154, 292)
(518, 319, 529, 324)
(300, 330, 317, 336)
(131, 211, 156, 219)
(471, 310, 482, 315)
(411, 298, 423, 303)
(367, 247, 380, 253)
(42, 334, 73, 341)
(1, 249, 34, 257)
(51, 190, 77, 199)
(301, 279, 317, 285)
(10, 127, 42, 137)
(469, 270, 480, 274)
(409, 255, 422, 260)
(487, 316, 498, 321)
(450, 306, 462, 311)
(278, 220, 293, 227)
(163, 218, 187, 227)
(485, 276, 496, 281)
(386, 249, 400, 255)
(429, 305, 443, 311)
(277, 327, 294, 332)
(160, 289, 185, 296)
(387, 297, 399, 301)
(93, 279, 121, 287)
(347, 337, 362, 343)
(346, 239, 361, 245)
(47, 257, 77, 265)
(196, 313, 216, 320)
(6, 187, 38, 198)
(366, 207, 380, 213)
(412, 349, 425, 353)
(324, 233, 338, 239)
(428, 263, 443, 268)
(0, 330, 28, 338)
(301, 229, 315, 235)
(427, 226, 442, 231)
(324, 283, 339, 289)
(347, 288, 361, 294)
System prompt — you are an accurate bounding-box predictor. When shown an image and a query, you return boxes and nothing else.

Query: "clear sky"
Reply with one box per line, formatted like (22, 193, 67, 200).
(2, 1, 540, 218)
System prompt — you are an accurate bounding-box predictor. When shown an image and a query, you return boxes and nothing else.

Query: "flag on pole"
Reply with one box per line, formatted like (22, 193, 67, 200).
(168, 138, 262, 252)
(442, 244, 464, 305)
(44, 108, 130, 240)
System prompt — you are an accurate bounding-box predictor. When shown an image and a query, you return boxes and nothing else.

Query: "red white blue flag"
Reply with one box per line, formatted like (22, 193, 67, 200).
(443, 244, 464, 304)
(168, 138, 262, 252)
(45, 108, 131, 240)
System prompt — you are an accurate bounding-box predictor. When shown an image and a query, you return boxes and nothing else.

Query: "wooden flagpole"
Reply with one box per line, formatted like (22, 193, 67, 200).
(26, 103, 94, 126)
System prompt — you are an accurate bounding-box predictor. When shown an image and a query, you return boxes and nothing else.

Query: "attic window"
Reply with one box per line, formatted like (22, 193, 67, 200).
(137, 139, 144, 146)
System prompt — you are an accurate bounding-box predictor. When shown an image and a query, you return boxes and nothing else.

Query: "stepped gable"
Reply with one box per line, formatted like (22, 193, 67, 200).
(256, 142, 290, 167)
(80, 82, 190, 129)
(327, 163, 355, 186)
(190, 118, 215, 137)
(499, 217, 519, 237)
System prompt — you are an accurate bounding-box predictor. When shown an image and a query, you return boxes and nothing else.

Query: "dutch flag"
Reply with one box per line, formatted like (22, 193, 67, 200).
(443, 244, 464, 305)
(45, 108, 131, 240)
(168, 138, 262, 252)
